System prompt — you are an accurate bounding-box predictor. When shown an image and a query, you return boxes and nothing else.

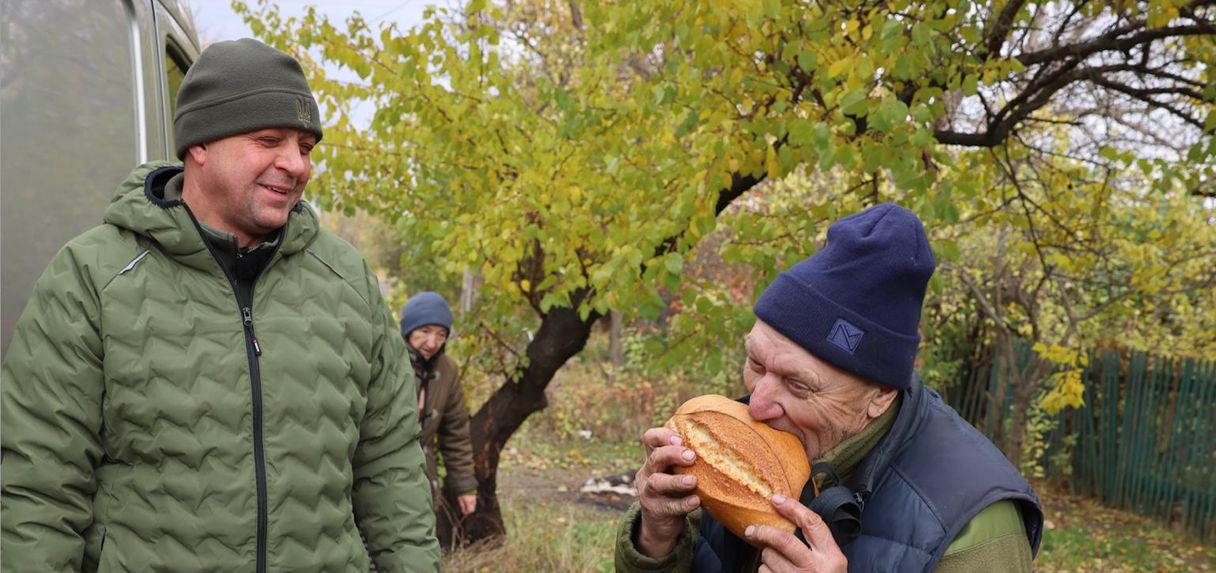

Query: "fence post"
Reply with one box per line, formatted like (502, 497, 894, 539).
(1101, 349, 1121, 505)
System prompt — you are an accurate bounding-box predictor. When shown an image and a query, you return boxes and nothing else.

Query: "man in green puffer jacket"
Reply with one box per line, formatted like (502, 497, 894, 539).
(1, 38, 439, 572)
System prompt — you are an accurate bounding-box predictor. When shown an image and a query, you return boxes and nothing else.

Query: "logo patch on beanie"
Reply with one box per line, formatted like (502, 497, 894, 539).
(827, 318, 864, 354)
(296, 97, 312, 126)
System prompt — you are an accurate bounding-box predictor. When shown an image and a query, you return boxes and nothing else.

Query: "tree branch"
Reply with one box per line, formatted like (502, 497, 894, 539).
(985, 0, 1031, 56)
(1088, 77, 1207, 128)
(934, 45, 1211, 148)
(715, 171, 765, 215)
(1018, 22, 1216, 67)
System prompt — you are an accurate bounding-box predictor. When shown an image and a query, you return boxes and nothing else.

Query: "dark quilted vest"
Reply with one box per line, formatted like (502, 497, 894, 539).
(692, 378, 1044, 573)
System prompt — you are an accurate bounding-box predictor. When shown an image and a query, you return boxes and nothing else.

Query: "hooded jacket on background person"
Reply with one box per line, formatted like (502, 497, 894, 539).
(410, 348, 479, 499)
(400, 293, 479, 503)
(1, 162, 439, 571)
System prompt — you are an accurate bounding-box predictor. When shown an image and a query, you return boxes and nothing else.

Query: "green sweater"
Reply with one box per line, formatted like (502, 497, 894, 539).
(614, 395, 1032, 572)
(2, 162, 440, 572)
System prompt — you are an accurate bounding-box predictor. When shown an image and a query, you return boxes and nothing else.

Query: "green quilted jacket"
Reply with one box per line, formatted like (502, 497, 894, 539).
(1, 162, 440, 572)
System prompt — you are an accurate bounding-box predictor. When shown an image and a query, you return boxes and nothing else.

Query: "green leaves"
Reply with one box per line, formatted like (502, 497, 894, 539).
(664, 253, 685, 274)
(838, 89, 870, 115)
(234, 0, 1216, 382)
(796, 49, 818, 73)
(868, 97, 909, 133)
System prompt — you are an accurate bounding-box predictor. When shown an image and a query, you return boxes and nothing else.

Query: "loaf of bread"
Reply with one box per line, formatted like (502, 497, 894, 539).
(664, 394, 811, 545)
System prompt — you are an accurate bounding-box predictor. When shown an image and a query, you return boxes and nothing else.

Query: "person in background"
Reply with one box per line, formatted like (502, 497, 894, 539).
(615, 203, 1044, 573)
(1, 38, 438, 572)
(401, 292, 480, 543)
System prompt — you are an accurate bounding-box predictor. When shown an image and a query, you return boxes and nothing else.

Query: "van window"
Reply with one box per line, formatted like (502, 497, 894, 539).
(164, 45, 190, 149)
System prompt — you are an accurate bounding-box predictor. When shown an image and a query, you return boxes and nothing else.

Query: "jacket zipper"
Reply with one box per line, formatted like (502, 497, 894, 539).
(241, 303, 268, 573)
(243, 307, 263, 356)
(184, 205, 277, 573)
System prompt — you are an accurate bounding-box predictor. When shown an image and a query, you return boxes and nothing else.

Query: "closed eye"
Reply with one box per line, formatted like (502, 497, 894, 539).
(785, 378, 813, 394)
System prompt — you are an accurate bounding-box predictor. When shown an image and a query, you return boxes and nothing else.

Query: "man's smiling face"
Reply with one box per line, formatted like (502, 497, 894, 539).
(185, 127, 315, 247)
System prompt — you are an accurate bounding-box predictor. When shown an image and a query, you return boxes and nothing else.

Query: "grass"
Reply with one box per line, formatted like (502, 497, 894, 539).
(1035, 482, 1216, 572)
(441, 465, 621, 573)
(445, 352, 1216, 572)
(442, 449, 1216, 572)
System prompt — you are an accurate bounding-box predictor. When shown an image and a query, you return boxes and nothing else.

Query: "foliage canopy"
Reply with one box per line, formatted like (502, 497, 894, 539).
(239, 0, 1214, 362)
(237, 0, 1214, 536)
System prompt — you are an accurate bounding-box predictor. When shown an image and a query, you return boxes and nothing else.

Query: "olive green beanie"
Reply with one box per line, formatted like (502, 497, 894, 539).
(173, 38, 323, 159)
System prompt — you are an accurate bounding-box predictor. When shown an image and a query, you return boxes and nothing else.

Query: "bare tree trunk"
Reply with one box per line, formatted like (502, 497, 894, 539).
(986, 333, 1004, 446)
(1010, 345, 1051, 474)
(609, 311, 623, 383)
(455, 292, 602, 542)
(990, 335, 1048, 471)
(460, 269, 477, 313)
(1004, 354, 1028, 471)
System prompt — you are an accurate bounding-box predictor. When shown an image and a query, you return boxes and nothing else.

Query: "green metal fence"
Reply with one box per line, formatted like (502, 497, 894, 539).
(940, 345, 1216, 542)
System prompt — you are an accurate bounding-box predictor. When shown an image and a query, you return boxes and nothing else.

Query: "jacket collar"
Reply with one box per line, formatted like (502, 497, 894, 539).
(407, 344, 446, 379)
(103, 162, 319, 273)
(847, 376, 928, 500)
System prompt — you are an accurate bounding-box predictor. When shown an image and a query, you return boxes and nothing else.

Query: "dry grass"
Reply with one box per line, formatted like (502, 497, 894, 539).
(441, 469, 621, 573)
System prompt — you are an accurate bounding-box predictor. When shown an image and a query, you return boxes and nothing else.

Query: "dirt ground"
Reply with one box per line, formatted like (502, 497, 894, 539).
(499, 463, 636, 512)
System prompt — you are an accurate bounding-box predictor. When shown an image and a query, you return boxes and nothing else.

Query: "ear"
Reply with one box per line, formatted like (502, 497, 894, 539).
(186, 143, 208, 165)
(866, 386, 898, 419)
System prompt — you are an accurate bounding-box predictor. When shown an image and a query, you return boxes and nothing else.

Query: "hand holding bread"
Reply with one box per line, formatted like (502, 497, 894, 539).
(664, 394, 812, 547)
(746, 494, 848, 572)
(634, 426, 702, 558)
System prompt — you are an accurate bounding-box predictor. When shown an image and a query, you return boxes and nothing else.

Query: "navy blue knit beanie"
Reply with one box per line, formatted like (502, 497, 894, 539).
(400, 292, 453, 338)
(753, 203, 935, 390)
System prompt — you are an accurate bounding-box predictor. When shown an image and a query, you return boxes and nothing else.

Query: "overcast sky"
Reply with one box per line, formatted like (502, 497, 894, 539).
(190, 1, 431, 46)
(189, 1, 438, 128)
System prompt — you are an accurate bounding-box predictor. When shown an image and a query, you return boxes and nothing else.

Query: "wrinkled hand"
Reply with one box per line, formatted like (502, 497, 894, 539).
(634, 427, 700, 558)
(457, 494, 477, 516)
(745, 494, 848, 573)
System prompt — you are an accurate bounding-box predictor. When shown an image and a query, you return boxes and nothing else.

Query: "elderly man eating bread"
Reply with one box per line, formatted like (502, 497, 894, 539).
(614, 203, 1044, 573)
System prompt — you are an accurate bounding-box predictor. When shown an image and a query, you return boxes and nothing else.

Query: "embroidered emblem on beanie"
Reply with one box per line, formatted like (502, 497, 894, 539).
(827, 318, 864, 354)
(296, 96, 312, 126)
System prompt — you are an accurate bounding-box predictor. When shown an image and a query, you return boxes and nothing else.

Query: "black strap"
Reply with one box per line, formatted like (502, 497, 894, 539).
(808, 485, 863, 546)
(800, 462, 863, 546)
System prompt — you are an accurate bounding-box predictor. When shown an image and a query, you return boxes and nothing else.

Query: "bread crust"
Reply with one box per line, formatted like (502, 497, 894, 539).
(665, 395, 811, 546)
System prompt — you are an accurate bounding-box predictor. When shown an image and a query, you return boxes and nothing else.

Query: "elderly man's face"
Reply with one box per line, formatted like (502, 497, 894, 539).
(743, 320, 897, 460)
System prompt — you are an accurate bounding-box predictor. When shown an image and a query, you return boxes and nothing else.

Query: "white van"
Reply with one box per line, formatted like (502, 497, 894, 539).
(0, 0, 201, 350)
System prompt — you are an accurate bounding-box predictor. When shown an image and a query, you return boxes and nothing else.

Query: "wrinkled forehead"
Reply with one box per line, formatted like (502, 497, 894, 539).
(745, 320, 801, 353)
(745, 321, 815, 368)
(746, 321, 866, 385)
